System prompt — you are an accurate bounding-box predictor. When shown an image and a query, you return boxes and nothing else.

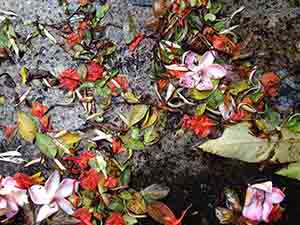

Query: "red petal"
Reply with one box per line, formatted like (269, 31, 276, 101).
(3, 125, 17, 140)
(104, 176, 118, 189)
(31, 102, 48, 119)
(128, 33, 144, 52)
(79, 169, 102, 191)
(112, 138, 126, 154)
(74, 208, 93, 225)
(106, 212, 125, 225)
(14, 173, 34, 189)
(59, 68, 81, 91)
(86, 62, 104, 82)
(66, 32, 81, 47)
(147, 201, 177, 225)
(107, 75, 128, 96)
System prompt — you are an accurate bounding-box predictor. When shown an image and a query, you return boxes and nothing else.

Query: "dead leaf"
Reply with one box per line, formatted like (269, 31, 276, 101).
(127, 105, 149, 128)
(17, 111, 38, 142)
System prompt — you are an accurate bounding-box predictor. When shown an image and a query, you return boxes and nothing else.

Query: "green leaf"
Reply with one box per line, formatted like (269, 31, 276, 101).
(188, 89, 213, 100)
(209, 2, 223, 14)
(36, 133, 58, 158)
(78, 82, 95, 91)
(126, 138, 145, 150)
(276, 162, 300, 180)
(17, 111, 38, 142)
(108, 198, 124, 212)
(124, 15, 137, 44)
(287, 114, 300, 133)
(141, 184, 170, 201)
(199, 123, 300, 163)
(123, 215, 138, 225)
(0, 33, 9, 48)
(127, 193, 146, 215)
(96, 85, 111, 97)
(207, 89, 224, 109)
(89, 154, 107, 177)
(127, 105, 149, 128)
(204, 13, 216, 22)
(195, 104, 207, 116)
(120, 168, 131, 186)
(95, 4, 110, 22)
(19, 66, 29, 85)
(214, 21, 226, 31)
(229, 80, 249, 96)
(144, 127, 160, 145)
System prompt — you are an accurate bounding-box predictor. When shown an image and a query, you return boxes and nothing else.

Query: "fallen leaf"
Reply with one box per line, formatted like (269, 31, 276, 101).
(276, 162, 300, 180)
(141, 184, 170, 201)
(127, 104, 149, 128)
(36, 133, 58, 158)
(127, 192, 147, 215)
(287, 114, 300, 133)
(19, 66, 29, 84)
(57, 132, 81, 146)
(199, 123, 300, 163)
(17, 111, 38, 142)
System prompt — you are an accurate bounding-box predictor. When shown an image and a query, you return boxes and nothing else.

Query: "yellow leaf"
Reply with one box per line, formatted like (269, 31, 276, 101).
(142, 108, 159, 129)
(17, 111, 38, 142)
(57, 132, 81, 145)
(19, 66, 29, 84)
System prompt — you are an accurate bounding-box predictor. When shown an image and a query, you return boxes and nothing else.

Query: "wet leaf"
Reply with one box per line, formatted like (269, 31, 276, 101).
(57, 132, 81, 146)
(36, 133, 58, 158)
(199, 123, 300, 163)
(276, 162, 300, 180)
(207, 89, 224, 109)
(95, 4, 110, 23)
(147, 201, 176, 225)
(20, 66, 29, 84)
(287, 114, 300, 133)
(17, 111, 38, 142)
(229, 80, 249, 96)
(127, 104, 149, 128)
(141, 184, 170, 201)
(144, 127, 160, 145)
(123, 215, 138, 225)
(142, 109, 159, 129)
(120, 167, 131, 185)
(195, 104, 207, 116)
(108, 198, 124, 212)
(122, 91, 140, 103)
(127, 192, 147, 215)
(48, 210, 80, 225)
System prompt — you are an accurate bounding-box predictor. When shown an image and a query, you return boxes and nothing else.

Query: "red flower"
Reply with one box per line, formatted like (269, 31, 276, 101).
(182, 115, 215, 138)
(112, 138, 126, 154)
(40, 115, 51, 133)
(104, 176, 118, 189)
(74, 208, 93, 225)
(86, 62, 104, 82)
(13, 173, 34, 189)
(128, 33, 144, 52)
(66, 32, 81, 47)
(107, 75, 128, 96)
(229, 110, 245, 122)
(59, 68, 81, 91)
(64, 151, 95, 169)
(31, 102, 48, 118)
(80, 169, 101, 191)
(106, 213, 125, 225)
(260, 72, 280, 97)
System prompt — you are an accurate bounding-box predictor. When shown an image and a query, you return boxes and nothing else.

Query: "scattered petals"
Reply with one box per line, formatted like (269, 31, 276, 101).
(59, 68, 81, 91)
(106, 212, 125, 225)
(80, 169, 101, 191)
(86, 62, 104, 82)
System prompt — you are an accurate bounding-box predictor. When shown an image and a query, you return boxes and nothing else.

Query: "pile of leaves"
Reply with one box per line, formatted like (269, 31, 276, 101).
(150, 0, 300, 177)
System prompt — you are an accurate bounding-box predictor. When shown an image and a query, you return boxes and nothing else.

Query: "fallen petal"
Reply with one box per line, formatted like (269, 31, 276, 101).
(45, 171, 60, 199)
(182, 51, 200, 71)
(179, 72, 198, 89)
(56, 198, 75, 215)
(262, 199, 273, 222)
(242, 198, 263, 221)
(252, 181, 272, 193)
(36, 203, 59, 222)
(165, 64, 189, 72)
(204, 64, 227, 79)
(196, 77, 214, 91)
(55, 179, 78, 199)
(29, 185, 50, 205)
(270, 188, 285, 204)
(199, 51, 216, 68)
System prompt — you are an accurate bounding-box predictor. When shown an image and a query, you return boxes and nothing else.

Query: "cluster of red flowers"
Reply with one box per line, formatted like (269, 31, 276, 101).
(66, 21, 89, 47)
(182, 115, 215, 137)
(59, 61, 104, 91)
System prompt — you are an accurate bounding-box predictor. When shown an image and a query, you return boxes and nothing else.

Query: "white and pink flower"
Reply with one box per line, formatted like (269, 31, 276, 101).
(242, 181, 285, 223)
(0, 176, 28, 222)
(165, 50, 227, 91)
(28, 171, 78, 222)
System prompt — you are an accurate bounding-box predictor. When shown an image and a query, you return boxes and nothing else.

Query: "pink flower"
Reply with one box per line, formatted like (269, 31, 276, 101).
(165, 51, 227, 91)
(242, 181, 285, 223)
(28, 171, 78, 222)
(0, 176, 28, 222)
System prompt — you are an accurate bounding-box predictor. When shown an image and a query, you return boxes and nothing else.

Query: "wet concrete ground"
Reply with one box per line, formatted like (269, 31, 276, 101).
(0, 1, 300, 225)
